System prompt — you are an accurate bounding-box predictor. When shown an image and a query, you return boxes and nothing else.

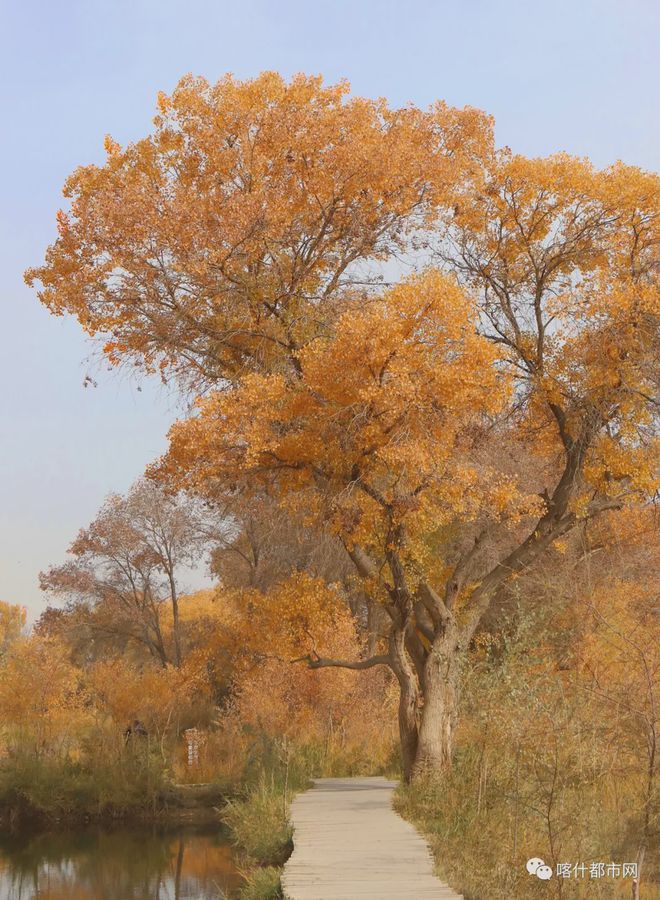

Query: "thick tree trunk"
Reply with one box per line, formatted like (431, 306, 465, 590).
(388, 627, 420, 782)
(412, 632, 460, 778)
(397, 674, 420, 782)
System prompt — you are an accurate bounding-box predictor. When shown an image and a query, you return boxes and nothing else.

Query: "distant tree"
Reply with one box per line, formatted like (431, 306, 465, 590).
(212, 491, 389, 653)
(209, 491, 347, 591)
(40, 480, 216, 667)
(0, 600, 26, 656)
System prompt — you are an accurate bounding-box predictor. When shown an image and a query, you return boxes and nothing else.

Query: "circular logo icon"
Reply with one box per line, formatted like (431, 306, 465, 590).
(526, 857, 545, 875)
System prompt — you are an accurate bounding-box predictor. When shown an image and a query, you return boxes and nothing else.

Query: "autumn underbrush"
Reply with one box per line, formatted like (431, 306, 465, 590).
(223, 771, 295, 866)
(236, 866, 284, 900)
(0, 743, 169, 825)
(219, 741, 300, 900)
(396, 608, 659, 900)
(222, 777, 291, 899)
(398, 767, 660, 900)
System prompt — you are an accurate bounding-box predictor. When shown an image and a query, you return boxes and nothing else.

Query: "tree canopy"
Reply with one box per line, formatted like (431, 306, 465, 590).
(26, 72, 659, 781)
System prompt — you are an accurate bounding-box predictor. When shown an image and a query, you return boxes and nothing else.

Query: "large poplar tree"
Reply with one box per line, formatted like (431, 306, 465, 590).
(27, 73, 658, 779)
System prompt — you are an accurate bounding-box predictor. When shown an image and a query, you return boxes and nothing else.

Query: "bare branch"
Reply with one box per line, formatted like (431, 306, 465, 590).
(291, 651, 391, 671)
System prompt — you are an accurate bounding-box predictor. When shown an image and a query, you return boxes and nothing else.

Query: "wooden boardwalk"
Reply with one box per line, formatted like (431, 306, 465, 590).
(282, 777, 462, 899)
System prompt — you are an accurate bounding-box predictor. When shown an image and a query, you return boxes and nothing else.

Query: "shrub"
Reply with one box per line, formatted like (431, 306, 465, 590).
(238, 866, 283, 900)
(223, 774, 293, 867)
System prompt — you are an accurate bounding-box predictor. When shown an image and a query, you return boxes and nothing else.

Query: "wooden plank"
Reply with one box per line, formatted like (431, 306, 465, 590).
(282, 777, 462, 899)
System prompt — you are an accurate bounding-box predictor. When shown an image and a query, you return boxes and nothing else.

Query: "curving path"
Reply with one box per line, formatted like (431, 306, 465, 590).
(281, 776, 462, 899)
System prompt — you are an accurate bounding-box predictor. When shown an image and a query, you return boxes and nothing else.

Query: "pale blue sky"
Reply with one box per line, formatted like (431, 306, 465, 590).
(1, 0, 658, 622)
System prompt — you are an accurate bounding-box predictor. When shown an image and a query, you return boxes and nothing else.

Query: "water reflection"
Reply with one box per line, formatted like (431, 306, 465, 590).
(0, 824, 242, 899)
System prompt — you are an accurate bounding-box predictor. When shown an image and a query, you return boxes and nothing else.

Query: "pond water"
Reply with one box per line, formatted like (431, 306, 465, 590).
(0, 823, 242, 899)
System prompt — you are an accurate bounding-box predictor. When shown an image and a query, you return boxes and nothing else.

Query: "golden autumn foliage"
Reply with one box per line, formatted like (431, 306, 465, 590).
(0, 601, 25, 655)
(22, 69, 660, 876)
(159, 270, 537, 568)
(162, 577, 397, 770)
(26, 72, 492, 387)
(0, 636, 90, 757)
(217, 575, 396, 767)
(87, 656, 214, 737)
(0, 569, 397, 816)
(223, 573, 355, 663)
(448, 151, 659, 504)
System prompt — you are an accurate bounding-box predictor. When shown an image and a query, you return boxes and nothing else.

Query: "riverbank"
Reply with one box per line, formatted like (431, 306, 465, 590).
(1, 774, 297, 900)
(0, 780, 229, 829)
(222, 769, 303, 899)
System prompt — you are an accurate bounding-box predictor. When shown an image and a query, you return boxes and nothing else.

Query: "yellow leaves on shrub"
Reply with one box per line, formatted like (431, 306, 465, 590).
(0, 600, 26, 654)
(0, 636, 90, 752)
(223, 574, 395, 749)
(225, 573, 352, 665)
(580, 578, 657, 678)
(87, 657, 212, 734)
